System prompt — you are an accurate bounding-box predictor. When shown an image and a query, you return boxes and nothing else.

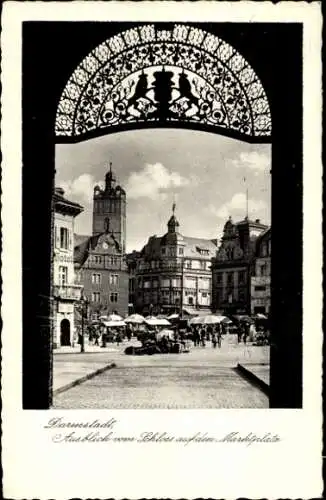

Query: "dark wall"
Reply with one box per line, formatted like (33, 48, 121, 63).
(23, 22, 302, 408)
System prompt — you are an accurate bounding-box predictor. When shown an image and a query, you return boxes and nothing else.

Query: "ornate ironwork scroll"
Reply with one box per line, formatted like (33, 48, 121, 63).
(55, 24, 271, 141)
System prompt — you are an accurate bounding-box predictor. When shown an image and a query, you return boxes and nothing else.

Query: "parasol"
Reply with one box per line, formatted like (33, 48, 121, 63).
(107, 313, 123, 321)
(145, 316, 171, 326)
(125, 313, 146, 324)
(102, 320, 126, 327)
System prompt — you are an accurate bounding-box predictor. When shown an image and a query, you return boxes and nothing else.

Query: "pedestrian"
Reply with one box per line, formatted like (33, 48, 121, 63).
(193, 327, 198, 346)
(126, 324, 132, 341)
(116, 331, 122, 346)
(217, 324, 222, 348)
(211, 332, 217, 348)
(200, 326, 206, 347)
(243, 323, 249, 345)
(94, 328, 99, 346)
(206, 325, 212, 342)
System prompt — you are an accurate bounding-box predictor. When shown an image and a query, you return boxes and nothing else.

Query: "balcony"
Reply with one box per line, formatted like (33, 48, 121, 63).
(53, 284, 83, 301)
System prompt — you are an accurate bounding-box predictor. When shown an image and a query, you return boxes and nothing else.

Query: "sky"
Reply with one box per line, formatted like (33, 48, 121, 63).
(55, 128, 271, 253)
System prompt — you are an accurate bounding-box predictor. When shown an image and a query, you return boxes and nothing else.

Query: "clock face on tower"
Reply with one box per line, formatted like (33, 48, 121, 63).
(102, 242, 109, 250)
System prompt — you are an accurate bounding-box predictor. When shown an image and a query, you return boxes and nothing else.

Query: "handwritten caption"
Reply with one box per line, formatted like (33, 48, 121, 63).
(44, 417, 281, 446)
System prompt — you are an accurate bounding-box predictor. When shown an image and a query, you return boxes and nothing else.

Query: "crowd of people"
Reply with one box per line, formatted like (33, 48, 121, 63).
(81, 317, 270, 351)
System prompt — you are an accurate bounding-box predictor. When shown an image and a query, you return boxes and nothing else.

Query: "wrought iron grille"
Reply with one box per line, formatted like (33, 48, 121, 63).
(55, 24, 271, 141)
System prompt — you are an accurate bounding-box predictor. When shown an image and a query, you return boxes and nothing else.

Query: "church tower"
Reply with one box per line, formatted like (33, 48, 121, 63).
(92, 162, 126, 253)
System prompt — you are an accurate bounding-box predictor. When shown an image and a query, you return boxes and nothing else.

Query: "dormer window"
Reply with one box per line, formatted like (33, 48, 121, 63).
(178, 247, 184, 255)
(196, 246, 209, 256)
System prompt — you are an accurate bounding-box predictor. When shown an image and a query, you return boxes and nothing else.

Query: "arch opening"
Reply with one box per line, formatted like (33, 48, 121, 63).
(60, 319, 71, 346)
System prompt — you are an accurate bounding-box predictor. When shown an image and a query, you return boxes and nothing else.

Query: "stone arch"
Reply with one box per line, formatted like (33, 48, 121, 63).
(55, 24, 271, 143)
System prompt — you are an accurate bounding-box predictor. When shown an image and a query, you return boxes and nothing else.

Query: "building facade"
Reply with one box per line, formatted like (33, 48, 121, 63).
(211, 216, 268, 315)
(53, 187, 83, 348)
(133, 206, 217, 315)
(250, 228, 271, 314)
(74, 165, 128, 318)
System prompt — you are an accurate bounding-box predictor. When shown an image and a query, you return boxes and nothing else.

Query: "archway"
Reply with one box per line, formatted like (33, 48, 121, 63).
(60, 319, 71, 346)
(22, 21, 302, 409)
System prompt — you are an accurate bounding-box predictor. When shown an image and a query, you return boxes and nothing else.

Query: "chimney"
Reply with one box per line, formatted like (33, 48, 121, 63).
(255, 219, 260, 223)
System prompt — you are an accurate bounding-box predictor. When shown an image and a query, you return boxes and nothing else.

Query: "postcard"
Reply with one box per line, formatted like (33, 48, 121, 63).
(1, 1, 323, 498)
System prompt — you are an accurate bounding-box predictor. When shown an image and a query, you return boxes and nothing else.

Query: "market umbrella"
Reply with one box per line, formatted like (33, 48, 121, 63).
(125, 313, 146, 324)
(190, 314, 227, 325)
(145, 316, 171, 326)
(221, 317, 233, 324)
(156, 329, 174, 340)
(234, 315, 253, 323)
(107, 313, 123, 321)
(168, 313, 180, 320)
(189, 316, 203, 325)
(102, 320, 126, 327)
(254, 313, 268, 320)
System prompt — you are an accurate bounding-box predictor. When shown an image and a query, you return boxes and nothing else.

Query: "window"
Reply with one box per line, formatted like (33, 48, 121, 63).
(59, 266, 68, 286)
(161, 248, 166, 255)
(200, 260, 206, 270)
(171, 278, 181, 287)
(202, 292, 208, 298)
(110, 292, 118, 303)
(129, 278, 135, 292)
(152, 279, 158, 288)
(239, 271, 245, 284)
(75, 270, 82, 284)
(217, 273, 223, 284)
(227, 272, 233, 284)
(92, 292, 101, 303)
(94, 255, 102, 264)
(188, 296, 194, 305)
(60, 227, 69, 249)
(199, 277, 210, 289)
(144, 280, 151, 289)
(110, 257, 118, 266)
(92, 273, 101, 284)
(226, 247, 233, 260)
(254, 285, 266, 292)
(260, 264, 267, 276)
(109, 274, 118, 286)
(178, 247, 184, 255)
(185, 260, 192, 269)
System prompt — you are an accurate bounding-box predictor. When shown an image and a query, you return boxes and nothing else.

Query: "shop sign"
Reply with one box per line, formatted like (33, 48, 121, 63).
(58, 302, 74, 313)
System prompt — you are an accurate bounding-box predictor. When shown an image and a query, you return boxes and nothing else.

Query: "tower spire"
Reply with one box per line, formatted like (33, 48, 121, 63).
(105, 161, 116, 191)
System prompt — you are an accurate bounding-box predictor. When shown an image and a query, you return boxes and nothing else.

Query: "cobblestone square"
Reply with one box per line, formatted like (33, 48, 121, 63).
(53, 339, 269, 409)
